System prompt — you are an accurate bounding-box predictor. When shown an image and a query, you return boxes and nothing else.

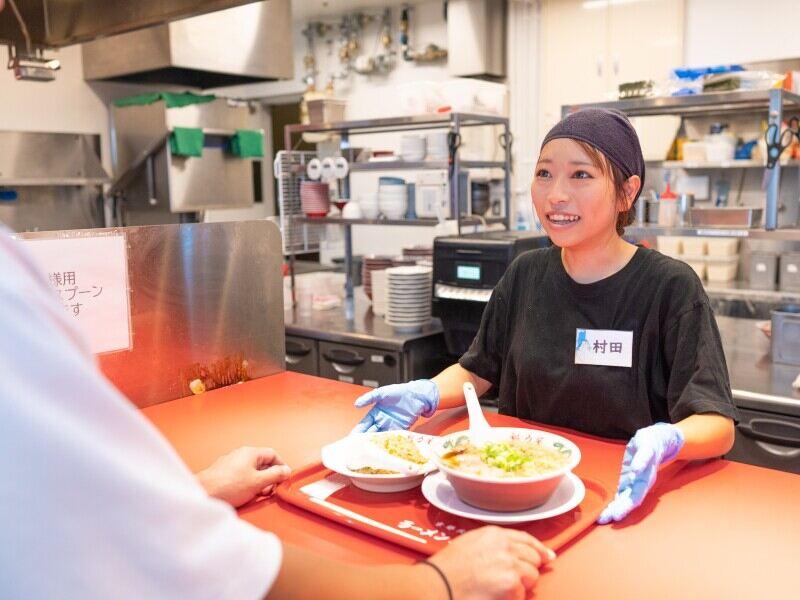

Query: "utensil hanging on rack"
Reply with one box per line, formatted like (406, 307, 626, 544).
(764, 117, 799, 169)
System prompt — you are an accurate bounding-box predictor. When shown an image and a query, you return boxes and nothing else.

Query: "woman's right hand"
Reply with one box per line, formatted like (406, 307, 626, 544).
(352, 379, 440, 433)
(423, 526, 556, 599)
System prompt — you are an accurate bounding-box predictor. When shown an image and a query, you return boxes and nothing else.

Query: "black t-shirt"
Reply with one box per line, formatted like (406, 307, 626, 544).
(459, 245, 739, 439)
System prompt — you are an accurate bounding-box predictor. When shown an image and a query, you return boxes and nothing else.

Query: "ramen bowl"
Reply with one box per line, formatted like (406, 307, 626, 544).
(431, 428, 581, 512)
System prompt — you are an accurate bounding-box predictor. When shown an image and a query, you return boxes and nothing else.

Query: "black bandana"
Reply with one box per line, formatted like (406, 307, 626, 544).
(541, 108, 645, 203)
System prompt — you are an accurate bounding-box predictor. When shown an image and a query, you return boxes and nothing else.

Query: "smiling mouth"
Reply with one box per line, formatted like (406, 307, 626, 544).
(546, 213, 581, 226)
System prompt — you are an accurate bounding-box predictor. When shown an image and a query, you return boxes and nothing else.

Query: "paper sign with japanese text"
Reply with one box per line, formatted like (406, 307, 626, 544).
(21, 235, 132, 354)
(574, 328, 633, 368)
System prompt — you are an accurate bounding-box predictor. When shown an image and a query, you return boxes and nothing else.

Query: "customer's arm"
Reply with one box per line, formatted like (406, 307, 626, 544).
(268, 526, 555, 599)
(196, 446, 292, 508)
(432, 363, 493, 409)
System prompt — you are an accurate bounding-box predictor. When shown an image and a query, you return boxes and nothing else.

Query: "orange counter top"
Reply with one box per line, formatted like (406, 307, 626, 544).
(143, 372, 799, 598)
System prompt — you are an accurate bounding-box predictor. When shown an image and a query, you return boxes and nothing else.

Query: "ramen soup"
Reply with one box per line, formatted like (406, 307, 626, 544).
(442, 439, 570, 478)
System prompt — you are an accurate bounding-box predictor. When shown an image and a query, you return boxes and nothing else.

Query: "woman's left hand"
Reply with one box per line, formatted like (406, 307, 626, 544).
(597, 423, 684, 524)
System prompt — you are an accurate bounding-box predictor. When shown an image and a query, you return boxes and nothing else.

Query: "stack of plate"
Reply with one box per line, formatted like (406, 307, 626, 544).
(427, 132, 449, 160)
(300, 181, 330, 217)
(400, 135, 426, 161)
(362, 255, 394, 300)
(402, 246, 433, 261)
(385, 266, 433, 333)
(391, 256, 417, 268)
(371, 269, 389, 316)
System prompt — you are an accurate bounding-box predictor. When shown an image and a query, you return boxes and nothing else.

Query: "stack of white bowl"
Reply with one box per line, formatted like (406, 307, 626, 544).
(371, 269, 389, 316)
(378, 182, 407, 219)
(385, 266, 433, 333)
(427, 132, 449, 160)
(357, 192, 380, 219)
(400, 135, 426, 161)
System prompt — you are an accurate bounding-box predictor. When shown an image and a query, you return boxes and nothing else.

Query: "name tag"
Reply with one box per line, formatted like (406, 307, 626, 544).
(575, 328, 633, 368)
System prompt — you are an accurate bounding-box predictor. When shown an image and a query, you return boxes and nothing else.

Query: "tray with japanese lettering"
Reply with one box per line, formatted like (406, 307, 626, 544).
(277, 416, 678, 555)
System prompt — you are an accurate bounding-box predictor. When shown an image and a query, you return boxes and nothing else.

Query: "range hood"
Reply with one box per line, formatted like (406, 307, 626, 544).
(81, 1, 293, 89)
(0, 0, 276, 47)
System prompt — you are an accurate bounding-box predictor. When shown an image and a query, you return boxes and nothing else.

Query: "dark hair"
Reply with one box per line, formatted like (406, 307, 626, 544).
(574, 140, 636, 236)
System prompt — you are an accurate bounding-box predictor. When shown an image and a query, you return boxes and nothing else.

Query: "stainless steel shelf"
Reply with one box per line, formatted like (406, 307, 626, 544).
(296, 216, 506, 227)
(349, 160, 505, 171)
(649, 159, 800, 170)
(626, 224, 800, 241)
(563, 89, 800, 118)
(705, 280, 800, 302)
(0, 177, 110, 186)
(285, 112, 508, 136)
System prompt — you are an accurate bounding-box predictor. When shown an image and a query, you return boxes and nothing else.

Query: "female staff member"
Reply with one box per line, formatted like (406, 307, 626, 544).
(354, 108, 738, 523)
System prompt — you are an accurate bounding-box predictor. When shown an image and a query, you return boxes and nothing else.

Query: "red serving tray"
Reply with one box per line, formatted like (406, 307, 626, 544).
(277, 462, 609, 556)
(277, 414, 687, 556)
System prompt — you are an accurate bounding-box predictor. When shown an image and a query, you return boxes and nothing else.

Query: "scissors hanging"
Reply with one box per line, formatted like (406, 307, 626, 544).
(764, 117, 800, 169)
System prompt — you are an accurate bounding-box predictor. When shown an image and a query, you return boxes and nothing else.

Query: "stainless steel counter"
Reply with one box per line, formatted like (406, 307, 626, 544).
(716, 315, 800, 415)
(284, 292, 799, 411)
(284, 288, 445, 353)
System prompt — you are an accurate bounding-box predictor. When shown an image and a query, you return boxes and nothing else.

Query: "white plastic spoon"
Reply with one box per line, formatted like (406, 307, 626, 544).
(463, 381, 492, 446)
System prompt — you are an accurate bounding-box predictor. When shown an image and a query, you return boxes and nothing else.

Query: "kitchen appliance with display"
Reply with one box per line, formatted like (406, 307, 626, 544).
(432, 231, 550, 356)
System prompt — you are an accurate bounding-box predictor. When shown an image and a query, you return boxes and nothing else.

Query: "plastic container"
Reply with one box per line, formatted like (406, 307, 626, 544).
(706, 237, 739, 256)
(704, 133, 736, 162)
(779, 252, 800, 292)
(306, 98, 346, 124)
(682, 141, 707, 163)
(680, 254, 707, 280)
(749, 251, 778, 290)
(658, 184, 678, 227)
(681, 236, 708, 255)
(771, 306, 800, 366)
(706, 256, 739, 283)
(657, 236, 682, 257)
(439, 78, 509, 116)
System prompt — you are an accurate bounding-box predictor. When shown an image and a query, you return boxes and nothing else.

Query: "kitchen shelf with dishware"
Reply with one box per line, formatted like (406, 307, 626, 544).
(651, 159, 800, 170)
(281, 112, 513, 321)
(296, 215, 507, 227)
(347, 160, 506, 171)
(566, 88, 800, 233)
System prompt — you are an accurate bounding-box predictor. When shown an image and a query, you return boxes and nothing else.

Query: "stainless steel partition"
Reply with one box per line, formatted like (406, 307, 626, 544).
(18, 220, 285, 408)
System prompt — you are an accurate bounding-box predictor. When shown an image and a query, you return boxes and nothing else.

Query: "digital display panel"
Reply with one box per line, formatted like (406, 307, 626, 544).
(456, 264, 481, 281)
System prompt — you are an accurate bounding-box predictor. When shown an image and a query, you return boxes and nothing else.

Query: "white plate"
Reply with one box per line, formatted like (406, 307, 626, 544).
(387, 266, 432, 276)
(386, 305, 430, 311)
(321, 432, 438, 493)
(388, 284, 430, 289)
(421, 471, 586, 525)
(388, 278, 431, 283)
(391, 324, 424, 333)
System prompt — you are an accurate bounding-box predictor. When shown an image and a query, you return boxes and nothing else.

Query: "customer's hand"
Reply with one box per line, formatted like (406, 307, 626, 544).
(597, 422, 685, 524)
(352, 379, 439, 433)
(423, 526, 556, 599)
(196, 446, 291, 508)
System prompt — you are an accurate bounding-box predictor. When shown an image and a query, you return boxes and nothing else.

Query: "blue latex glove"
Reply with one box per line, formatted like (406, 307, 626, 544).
(597, 422, 685, 525)
(352, 379, 440, 433)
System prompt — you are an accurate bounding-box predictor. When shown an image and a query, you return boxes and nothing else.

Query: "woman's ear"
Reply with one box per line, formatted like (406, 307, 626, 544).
(621, 175, 641, 211)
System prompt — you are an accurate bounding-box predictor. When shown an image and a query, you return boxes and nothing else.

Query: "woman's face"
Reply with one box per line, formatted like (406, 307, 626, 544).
(531, 138, 630, 250)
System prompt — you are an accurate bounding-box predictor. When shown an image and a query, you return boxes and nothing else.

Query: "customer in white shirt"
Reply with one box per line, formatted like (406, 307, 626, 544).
(0, 225, 554, 599)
